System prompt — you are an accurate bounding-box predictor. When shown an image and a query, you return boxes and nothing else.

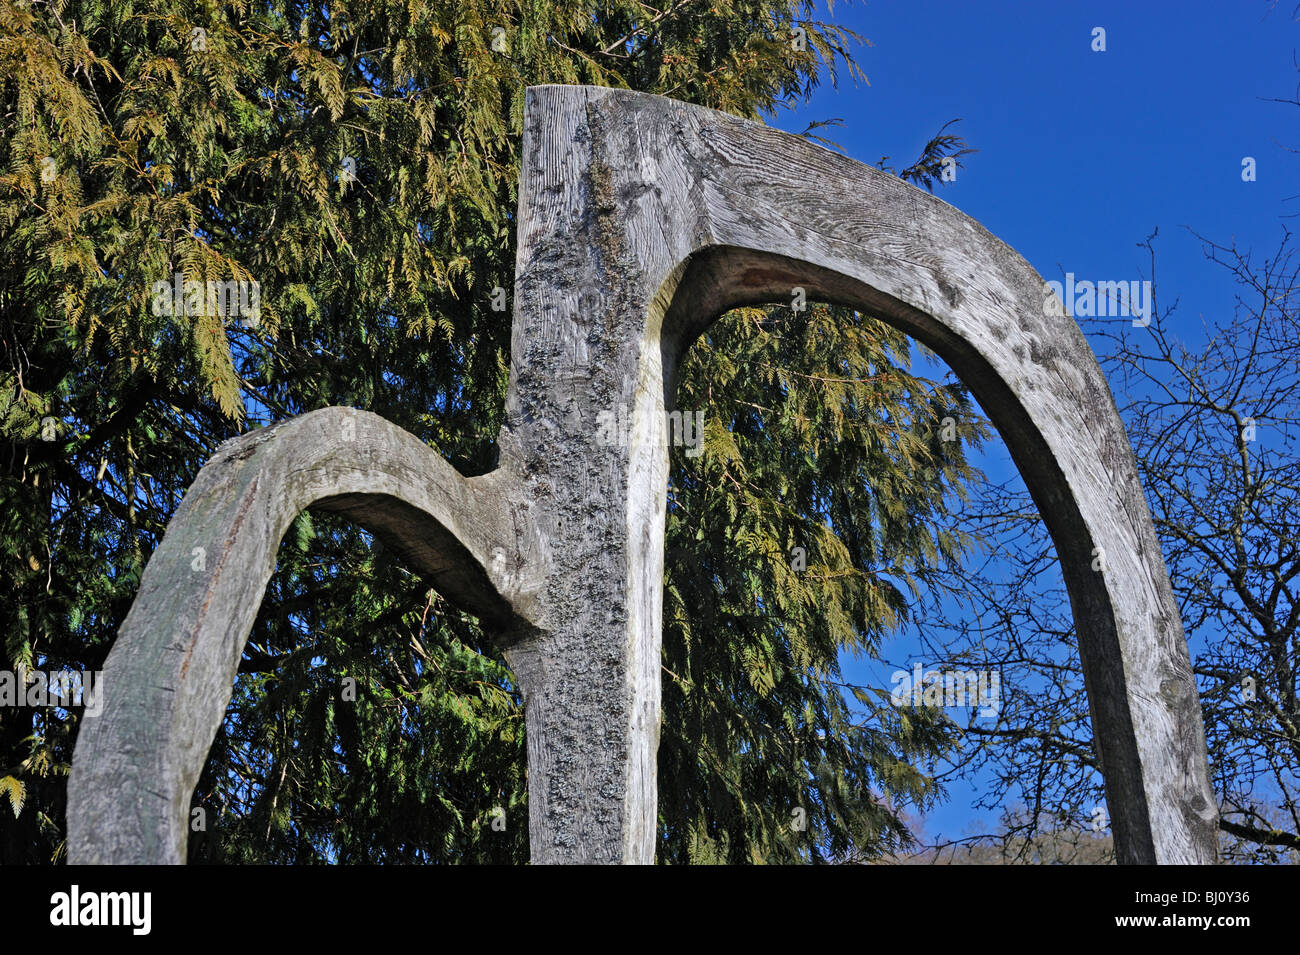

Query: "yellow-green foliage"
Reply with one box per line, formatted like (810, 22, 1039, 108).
(1, 0, 980, 864)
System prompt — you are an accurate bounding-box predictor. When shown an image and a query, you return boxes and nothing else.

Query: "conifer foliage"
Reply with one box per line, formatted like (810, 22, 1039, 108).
(1, 0, 981, 862)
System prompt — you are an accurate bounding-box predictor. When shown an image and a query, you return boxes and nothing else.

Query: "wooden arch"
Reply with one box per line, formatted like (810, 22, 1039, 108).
(69, 85, 1218, 865)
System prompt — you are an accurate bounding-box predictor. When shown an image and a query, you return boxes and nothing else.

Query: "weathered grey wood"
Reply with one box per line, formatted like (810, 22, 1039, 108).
(67, 408, 543, 863)
(499, 85, 1217, 863)
(69, 84, 1218, 865)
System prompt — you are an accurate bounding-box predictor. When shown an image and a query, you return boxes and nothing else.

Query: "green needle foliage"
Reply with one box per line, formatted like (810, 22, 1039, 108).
(663, 303, 986, 863)
(1, 0, 983, 863)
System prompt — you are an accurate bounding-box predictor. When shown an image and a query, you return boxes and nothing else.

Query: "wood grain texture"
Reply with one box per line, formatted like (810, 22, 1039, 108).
(69, 84, 1218, 866)
(67, 408, 541, 863)
(503, 85, 1216, 863)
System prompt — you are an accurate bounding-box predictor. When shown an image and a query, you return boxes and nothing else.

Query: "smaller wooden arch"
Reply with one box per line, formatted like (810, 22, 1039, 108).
(67, 409, 543, 863)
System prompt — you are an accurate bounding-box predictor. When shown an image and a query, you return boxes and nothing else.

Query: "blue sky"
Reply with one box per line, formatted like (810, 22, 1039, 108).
(763, 0, 1300, 844)
(771, 0, 1296, 341)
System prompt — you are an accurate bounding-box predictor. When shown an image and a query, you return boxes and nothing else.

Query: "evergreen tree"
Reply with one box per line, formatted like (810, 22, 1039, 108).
(0, 0, 981, 863)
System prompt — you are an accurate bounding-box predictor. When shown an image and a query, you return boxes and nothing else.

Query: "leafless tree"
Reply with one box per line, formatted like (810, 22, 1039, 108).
(903, 227, 1300, 863)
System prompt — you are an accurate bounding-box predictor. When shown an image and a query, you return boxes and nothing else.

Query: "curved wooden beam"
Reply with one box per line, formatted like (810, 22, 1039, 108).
(500, 85, 1217, 863)
(67, 408, 542, 863)
(70, 84, 1217, 865)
